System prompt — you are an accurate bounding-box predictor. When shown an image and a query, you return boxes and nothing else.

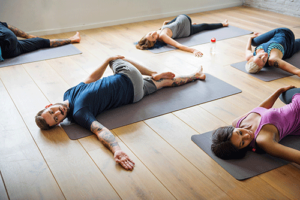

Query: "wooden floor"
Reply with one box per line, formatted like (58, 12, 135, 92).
(1, 6, 300, 200)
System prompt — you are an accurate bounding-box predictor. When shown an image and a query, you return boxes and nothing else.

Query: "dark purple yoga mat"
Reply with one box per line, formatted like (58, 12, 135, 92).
(192, 131, 300, 180)
(61, 74, 241, 140)
(231, 51, 300, 82)
(148, 25, 252, 53)
(0, 44, 81, 68)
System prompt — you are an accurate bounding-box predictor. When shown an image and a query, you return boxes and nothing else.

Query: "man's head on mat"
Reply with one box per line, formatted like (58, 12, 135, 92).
(211, 126, 253, 159)
(35, 103, 69, 130)
(245, 51, 268, 73)
(136, 31, 158, 50)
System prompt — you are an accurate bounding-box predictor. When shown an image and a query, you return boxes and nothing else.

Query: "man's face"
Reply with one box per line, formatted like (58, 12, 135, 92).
(41, 103, 69, 127)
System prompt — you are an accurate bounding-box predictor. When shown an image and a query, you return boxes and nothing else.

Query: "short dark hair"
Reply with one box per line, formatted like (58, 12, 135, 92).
(35, 109, 55, 130)
(211, 126, 248, 159)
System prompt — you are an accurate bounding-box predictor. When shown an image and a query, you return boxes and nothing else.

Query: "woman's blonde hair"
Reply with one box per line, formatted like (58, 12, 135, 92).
(136, 35, 156, 50)
(245, 57, 261, 73)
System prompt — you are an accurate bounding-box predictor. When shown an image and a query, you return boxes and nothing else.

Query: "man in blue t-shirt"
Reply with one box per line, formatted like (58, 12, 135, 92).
(35, 55, 206, 170)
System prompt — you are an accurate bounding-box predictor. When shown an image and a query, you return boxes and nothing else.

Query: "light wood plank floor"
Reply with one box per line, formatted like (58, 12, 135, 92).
(1, 6, 300, 200)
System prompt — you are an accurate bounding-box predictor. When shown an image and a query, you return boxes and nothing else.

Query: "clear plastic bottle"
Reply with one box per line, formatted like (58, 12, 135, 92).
(210, 37, 216, 55)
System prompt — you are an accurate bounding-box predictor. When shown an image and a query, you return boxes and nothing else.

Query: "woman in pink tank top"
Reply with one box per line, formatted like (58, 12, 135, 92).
(211, 85, 300, 164)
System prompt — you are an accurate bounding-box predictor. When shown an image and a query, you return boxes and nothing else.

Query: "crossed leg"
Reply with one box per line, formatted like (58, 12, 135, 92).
(152, 66, 206, 89)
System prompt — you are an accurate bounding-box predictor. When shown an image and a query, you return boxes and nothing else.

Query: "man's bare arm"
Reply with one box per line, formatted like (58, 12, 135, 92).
(90, 121, 135, 170)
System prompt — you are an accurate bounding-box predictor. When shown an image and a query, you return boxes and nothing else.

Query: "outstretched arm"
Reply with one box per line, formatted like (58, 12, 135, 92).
(7, 24, 37, 39)
(160, 34, 203, 57)
(269, 58, 300, 77)
(258, 85, 295, 109)
(83, 55, 124, 84)
(257, 132, 300, 165)
(90, 121, 135, 170)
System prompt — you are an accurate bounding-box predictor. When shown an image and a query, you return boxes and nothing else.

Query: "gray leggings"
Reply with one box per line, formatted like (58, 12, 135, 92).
(109, 59, 157, 103)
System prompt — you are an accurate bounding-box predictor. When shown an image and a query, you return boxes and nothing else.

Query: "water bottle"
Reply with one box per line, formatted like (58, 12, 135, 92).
(210, 37, 216, 55)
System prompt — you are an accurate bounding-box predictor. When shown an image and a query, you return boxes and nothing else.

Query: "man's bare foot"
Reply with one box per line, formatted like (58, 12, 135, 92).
(152, 72, 175, 81)
(69, 32, 81, 43)
(222, 19, 229, 27)
(195, 66, 206, 80)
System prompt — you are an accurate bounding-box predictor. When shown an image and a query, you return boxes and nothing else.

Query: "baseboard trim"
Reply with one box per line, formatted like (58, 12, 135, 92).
(31, 2, 242, 36)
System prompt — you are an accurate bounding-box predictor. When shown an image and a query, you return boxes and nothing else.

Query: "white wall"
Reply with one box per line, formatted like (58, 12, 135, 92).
(0, 0, 241, 36)
(243, 0, 300, 18)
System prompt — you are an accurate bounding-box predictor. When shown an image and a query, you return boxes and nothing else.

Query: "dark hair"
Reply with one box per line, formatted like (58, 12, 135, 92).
(35, 109, 55, 130)
(211, 126, 248, 159)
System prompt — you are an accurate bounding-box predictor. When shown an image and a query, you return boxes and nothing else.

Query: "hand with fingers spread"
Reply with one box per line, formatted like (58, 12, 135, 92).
(193, 49, 203, 57)
(114, 150, 135, 170)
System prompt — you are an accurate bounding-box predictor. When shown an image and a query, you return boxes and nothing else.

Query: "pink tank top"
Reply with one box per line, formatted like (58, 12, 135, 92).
(237, 94, 300, 148)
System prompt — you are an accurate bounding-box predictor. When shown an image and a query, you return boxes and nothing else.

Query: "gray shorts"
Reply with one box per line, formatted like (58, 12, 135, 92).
(109, 59, 157, 103)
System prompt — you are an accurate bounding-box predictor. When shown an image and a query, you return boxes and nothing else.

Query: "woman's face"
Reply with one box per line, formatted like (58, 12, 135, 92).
(230, 128, 254, 149)
(253, 51, 268, 69)
(146, 31, 158, 42)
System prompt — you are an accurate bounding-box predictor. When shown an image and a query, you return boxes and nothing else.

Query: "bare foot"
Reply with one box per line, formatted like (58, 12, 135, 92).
(69, 32, 81, 43)
(195, 66, 206, 80)
(193, 22, 197, 25)
(222, 19, 229, 27)
(152, 72, 175, 81)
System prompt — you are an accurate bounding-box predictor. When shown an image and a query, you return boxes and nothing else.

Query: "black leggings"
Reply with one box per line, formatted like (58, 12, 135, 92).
(168, 14, 223, 36)
(3, 37, 50, 59)
(279, 88, 300, 104)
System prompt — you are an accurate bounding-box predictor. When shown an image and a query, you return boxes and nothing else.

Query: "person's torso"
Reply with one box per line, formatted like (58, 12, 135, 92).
(253, 28, 295, 60)
(238, 96, 300, 148)
(63, 74, 134, 121)
(161, 15, 191, 39)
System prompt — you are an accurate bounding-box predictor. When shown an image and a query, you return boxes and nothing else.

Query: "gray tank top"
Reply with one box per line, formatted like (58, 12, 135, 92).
(161, 15, 191, 39)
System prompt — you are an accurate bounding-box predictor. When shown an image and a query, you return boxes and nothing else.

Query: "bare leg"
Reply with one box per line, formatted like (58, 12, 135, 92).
(152, 66, 206, 89)
(7, 24, 37, 39)
(50, 32, 81, 47)
(122, 57, 175, 80)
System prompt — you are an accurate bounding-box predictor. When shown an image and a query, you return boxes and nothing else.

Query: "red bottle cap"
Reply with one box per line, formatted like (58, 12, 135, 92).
(211, 38, 216, 42)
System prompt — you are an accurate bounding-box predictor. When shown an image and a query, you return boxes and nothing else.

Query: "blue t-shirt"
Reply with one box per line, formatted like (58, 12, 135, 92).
(253, 28, 295, 60)
(63, 73, 134, 130)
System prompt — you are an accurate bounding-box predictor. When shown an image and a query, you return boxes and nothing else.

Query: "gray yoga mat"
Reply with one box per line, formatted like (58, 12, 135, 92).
(192, 131, 300, 180)
(231, 51, 300, 82)
(0, 44, 81, 68)
(61, 74, 241, 140)
(148, 25, 252, 53)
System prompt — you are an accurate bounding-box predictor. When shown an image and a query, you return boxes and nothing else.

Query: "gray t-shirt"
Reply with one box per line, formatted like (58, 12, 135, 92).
(162, 15, 191, 39)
